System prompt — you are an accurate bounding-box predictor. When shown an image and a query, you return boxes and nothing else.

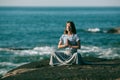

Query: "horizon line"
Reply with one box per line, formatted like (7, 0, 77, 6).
(0, 5, 120, 8)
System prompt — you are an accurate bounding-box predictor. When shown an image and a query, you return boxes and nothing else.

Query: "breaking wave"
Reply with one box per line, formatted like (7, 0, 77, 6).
(79, 28, 107, 33)
(87, 28, 101, 33)
(0, 62, 26, 76)
(78, 45, 120, 59)
(0, 46, 119, 59)
(0, 46, 55, 56)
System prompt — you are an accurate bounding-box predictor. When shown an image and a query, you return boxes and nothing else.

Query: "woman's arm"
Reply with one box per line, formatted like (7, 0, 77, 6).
(58, 40, 69, 49)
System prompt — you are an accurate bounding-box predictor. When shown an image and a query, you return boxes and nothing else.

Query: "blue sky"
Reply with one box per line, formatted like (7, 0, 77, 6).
(0, 0, 120, 7)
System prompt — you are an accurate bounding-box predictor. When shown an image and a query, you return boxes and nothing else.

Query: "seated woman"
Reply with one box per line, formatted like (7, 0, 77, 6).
(49, 21, 84, 66)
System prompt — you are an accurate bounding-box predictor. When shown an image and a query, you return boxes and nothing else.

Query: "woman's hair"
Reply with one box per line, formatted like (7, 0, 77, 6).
(64, 21, 77, 34)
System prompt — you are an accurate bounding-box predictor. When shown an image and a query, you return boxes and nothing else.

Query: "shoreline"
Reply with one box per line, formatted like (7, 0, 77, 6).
(1, 57, 120, 80)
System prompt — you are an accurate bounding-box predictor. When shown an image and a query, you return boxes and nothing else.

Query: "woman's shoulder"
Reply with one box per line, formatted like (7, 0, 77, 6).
(73, 34, 80, 40)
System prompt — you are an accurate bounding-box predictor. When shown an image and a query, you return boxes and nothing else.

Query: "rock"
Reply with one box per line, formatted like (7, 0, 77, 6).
(107, 27, 120, 34)
(1, 58, 120, 80)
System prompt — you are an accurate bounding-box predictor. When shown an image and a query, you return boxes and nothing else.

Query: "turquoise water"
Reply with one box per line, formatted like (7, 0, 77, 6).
(0, 7, 120, 75)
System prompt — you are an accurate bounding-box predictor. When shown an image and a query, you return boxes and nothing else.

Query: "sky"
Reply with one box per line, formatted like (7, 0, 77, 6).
(0, 0, 120, 7)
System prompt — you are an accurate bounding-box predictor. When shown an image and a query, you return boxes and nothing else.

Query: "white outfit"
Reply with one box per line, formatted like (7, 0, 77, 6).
(49, 34, 83, 66)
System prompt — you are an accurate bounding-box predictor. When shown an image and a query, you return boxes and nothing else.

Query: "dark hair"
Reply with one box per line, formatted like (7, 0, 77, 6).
(64, 21, 77, 34)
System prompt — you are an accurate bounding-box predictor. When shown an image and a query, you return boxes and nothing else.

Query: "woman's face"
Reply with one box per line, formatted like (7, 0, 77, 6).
(66, 23, 72, 32)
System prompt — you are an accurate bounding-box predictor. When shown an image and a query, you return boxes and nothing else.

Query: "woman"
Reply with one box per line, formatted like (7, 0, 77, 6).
(49, 21, 84, 66)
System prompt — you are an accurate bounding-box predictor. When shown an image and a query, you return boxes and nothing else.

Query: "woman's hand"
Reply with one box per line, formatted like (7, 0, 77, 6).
(63, 39, 69, 48)
(58, 39, 70, 49)
(66, 39, 72, 48)
(67, 39, 81, 49)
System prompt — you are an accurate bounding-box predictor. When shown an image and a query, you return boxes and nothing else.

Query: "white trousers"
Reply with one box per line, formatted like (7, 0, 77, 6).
(49, 51, 84, 66)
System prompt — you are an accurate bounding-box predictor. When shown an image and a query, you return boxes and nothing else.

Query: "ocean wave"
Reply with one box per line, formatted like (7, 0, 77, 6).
(0, 62, 26, 76)
(0, 62, 26, 67)
(78, 45, 120, 59)
(79, 28, 107, 33)
(16, 46, 55, 56)
(0, 46, 55, 56)
(0, 46, 120, 59)
(87, 28, 101, 33)
(0, 47, 32, 51)
(0, 69, 8, 76)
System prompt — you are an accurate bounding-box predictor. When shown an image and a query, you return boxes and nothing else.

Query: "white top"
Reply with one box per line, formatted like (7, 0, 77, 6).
(59, 34, 80, 53)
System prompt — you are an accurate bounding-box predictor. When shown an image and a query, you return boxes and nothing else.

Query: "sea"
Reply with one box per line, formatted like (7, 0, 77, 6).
(0, 7, 120, 76)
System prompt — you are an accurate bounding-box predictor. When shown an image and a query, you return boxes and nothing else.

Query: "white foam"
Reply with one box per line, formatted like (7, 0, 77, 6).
(13, 46, 55, 56)
(0, 48, 13, 51)
(0, 46, 55, 56)
(0, 62, 27, 76)
(0, 69, 8, 76)
(87, 28, 100, 33)
(79, 46, 100, 53)
(0, 62, 26, 67)
(98, 48, 120, 59)
(0, 46, 120, 59)
(78, 45, 120, 59)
